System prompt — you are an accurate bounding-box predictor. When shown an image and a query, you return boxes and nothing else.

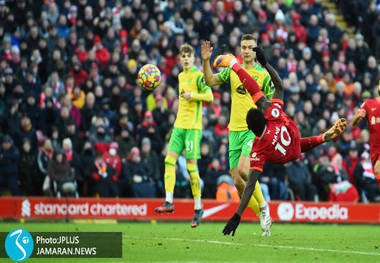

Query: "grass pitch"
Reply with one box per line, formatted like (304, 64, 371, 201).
(0, 221, 379, 263)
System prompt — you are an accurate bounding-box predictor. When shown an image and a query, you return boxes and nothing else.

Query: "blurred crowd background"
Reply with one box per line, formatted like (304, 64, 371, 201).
(0, 0, 380, 202)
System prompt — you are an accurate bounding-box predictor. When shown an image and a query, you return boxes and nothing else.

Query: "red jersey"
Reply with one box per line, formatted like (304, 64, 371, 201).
(360, 98, 380, 166)
(103, 151, 122, 175)
(250, 99, 301, 171)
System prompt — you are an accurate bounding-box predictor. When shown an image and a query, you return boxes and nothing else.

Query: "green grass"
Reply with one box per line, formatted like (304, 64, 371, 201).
(0, 221, 380, 263)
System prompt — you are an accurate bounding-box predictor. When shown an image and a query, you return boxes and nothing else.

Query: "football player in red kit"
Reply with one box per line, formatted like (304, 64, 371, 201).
(213, 47, 347, 236)
(352, 81, 380, 186)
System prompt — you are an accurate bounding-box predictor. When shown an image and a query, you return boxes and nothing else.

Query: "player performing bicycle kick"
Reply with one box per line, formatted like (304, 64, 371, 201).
(212, 47, 347, 236)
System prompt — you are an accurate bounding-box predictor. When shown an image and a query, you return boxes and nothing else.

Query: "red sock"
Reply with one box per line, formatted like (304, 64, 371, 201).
(300, 135, 324, 153)
(231, 63, 264, 103)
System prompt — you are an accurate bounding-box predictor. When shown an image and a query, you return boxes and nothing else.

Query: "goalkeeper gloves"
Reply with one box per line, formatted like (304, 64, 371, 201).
(222, 213, 241, 236)
(253, 46, 267, 66)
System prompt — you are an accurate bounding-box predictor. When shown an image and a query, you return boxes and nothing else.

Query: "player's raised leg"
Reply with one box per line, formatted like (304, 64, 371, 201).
(213, 54, 237, 68)
(322, 118, 347, 142)
(214, 54, 263, 99)
(300, 118, 347, 153)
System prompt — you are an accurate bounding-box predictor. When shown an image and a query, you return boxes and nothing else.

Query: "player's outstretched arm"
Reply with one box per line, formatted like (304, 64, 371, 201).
(236, 169, 261, 216)
(352, 109, 366, 127)
(201, 41, 223, 86)
(265, 63, 284, 100)
(253, 47, 284, 101)
(222, 169, 261, 236)
(182, 75, 214, 103)
(182, 88, 214, 103)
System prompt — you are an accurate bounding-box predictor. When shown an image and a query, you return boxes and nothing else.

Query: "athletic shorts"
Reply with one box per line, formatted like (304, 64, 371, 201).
(168, 127, 202, 160)
(229, 130, 255, 169)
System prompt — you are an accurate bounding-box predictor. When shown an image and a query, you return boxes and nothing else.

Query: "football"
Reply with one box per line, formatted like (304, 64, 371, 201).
(137, 64, 162, 91)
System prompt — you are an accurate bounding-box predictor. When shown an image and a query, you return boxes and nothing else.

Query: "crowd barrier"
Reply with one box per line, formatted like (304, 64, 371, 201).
(0, 197, 379, 223)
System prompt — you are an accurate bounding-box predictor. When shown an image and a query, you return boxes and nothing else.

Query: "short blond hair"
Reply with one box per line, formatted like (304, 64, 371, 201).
(179, 43, 194, 56)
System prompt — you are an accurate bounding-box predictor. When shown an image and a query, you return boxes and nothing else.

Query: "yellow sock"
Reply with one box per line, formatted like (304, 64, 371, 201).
(253, 181, 265, 206)
(233, 171, 261, 216)
(246, 181, 264, 217)
(247, 195, 260, 216)
(187, 163, 201, 199)
(164, 155, 177, 194)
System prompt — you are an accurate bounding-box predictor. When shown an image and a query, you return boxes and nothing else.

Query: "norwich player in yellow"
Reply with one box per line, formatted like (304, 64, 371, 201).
(201, 34, 273, 236)
(155, 44, 213, 228)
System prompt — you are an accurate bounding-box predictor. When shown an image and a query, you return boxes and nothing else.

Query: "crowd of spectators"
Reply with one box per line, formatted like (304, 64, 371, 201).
(0, 0, 380, 202)
(338, 0, 380, 59)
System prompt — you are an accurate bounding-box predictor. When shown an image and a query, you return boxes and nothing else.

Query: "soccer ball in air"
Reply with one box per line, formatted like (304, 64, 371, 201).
(137, 64, 161, 91)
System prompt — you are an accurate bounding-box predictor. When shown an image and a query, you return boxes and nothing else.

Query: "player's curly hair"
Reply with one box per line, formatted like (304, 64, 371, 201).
(246, 108, 266, 137)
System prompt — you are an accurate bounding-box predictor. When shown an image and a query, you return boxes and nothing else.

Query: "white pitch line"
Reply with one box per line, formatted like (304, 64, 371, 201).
(124, 235, 380, 257)
(254, 243, 380, 256)
(107, 262, 252, 263)
(125, 235, 241, 246)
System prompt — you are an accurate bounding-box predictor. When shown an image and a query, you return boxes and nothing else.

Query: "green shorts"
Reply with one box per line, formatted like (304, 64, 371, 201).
(229, 130, 256, 169)
(168, 127, 202, 160)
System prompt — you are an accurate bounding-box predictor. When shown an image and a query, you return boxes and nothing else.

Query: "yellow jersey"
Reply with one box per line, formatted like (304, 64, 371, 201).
(174, 67, 211, 130)
(217, 64, 274, 131)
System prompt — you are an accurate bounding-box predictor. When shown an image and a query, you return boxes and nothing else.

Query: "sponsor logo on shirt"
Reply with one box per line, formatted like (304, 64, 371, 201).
(236, 85, 247, 95)
(250, 152, 260, 161)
